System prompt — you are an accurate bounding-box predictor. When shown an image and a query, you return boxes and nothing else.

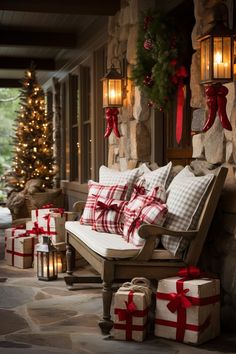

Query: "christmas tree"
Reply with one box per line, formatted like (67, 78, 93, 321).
(10, 65, 56, 191)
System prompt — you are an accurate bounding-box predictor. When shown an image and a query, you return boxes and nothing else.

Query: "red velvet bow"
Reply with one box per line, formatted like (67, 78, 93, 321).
(42, 204, 54, 209)
(167, 288, 192, 313)
(133, 185, 146, 196)
(117, 291, 137, 321)
(127, 217, 142, 241)
(203, 83, 232, 132)
(30, 221, 45, 235)
(104, 108, 121, 138)
(178, 266, 201, 279)
(96, 200, 120, 219)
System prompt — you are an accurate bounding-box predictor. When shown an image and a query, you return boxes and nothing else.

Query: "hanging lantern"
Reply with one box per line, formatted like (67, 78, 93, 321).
(101, 64, 124, 139)
(102, 64, 123, 108)
(36, 236, 58, 281)
(198, 8, 233, 133)
(199, 21, 233, 84)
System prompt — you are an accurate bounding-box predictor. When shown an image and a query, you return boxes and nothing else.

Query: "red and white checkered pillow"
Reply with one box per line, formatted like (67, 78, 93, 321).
(123, 187, 168, 246)
(92, 196, 128, 235)
(80, 181, 128, 226)
(123, 200, 168, 246)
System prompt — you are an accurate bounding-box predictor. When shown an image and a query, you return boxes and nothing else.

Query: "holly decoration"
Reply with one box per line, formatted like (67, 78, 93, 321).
(132, 11, 184, 111)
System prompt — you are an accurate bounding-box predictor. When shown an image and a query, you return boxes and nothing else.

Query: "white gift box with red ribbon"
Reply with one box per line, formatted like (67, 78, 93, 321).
(5, 232, 35, 269)
(155, 267, 220, 345)
(4, 226, 26, 259)
(113, 278, 152, 342)
(30, 209, 77, 244)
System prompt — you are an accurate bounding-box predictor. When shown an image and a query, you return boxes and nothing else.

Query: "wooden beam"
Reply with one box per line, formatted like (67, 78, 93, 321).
(0, 79, 21, 88)
(0, 57, 55, 70)
(0, 0, 120, 15)
(0, 28, 77, 48)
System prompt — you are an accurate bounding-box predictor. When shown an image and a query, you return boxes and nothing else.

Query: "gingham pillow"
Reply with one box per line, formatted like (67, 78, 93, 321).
(161, 166, 214, 256)
(99, 164, 148, 199)
(80, 181, 128, 226)
(138, 161, 172, 191)
(123, 187, 167, 245)
(92, 196, 128, 235)
(123, 200, 168, 246)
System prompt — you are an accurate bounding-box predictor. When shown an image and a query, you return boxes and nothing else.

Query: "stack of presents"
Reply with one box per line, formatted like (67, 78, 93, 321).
(4, 208, 220, 345)
(5, 205, 77, 272)
(113, 267, 220, 345)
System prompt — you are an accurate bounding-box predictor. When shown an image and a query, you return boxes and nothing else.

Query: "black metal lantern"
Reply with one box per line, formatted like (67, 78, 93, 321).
(199, 21, 233, 84)
(101, 64, 123, 108)
(36, 236, 58, 281)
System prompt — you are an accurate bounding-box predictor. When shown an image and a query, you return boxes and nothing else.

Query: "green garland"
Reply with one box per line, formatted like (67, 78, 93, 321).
(132, 11, 182, 110)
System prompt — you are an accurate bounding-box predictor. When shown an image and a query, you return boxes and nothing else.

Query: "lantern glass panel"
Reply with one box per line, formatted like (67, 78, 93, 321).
(108, 79, 122, 106)
(213, 37, 231, 79)
(200, 38, 211, 82)
(102, 79, 108, 107)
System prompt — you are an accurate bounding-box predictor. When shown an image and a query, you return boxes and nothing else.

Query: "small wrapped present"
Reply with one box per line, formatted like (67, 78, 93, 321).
(4, 225, 26, 259)
(113, 278, 152, 342)
(155, 266, 220, 345)
(6, 233, 35, 269)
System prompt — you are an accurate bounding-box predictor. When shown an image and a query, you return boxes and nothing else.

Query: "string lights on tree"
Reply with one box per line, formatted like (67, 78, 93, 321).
(9, 65, 56, 191)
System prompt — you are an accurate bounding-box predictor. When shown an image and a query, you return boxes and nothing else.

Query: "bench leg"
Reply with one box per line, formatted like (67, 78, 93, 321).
(99, 281, 113, 335)
(66, 243, 74, 275)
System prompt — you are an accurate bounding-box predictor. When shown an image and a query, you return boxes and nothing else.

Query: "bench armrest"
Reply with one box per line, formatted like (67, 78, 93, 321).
(138, 224, 198, 240)
(72, 201, 86, 214)
(133, 224, 198, 261)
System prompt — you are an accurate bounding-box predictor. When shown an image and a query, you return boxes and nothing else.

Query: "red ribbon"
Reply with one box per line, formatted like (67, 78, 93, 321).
(114, 291, 148, 340)
(8, 234, 34, 266)
(96, 200, 120, 219)
(156, 266, 219, 342)
(202, 83, 232, 132)
(104, 108, 121, 138)
(175, 66, 188, 144)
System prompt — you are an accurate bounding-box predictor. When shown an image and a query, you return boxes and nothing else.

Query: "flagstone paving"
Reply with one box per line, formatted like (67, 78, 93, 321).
(0, 223, 236, 353)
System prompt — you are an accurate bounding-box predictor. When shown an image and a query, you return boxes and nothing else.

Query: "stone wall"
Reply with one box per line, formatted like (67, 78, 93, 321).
(107, 0, 236, 332)
(191, 0, 236, 331)
(107, 0, 155, 171)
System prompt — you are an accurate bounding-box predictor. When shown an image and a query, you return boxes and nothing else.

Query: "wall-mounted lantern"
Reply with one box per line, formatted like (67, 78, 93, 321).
(199, 20, 233, 84)
(101, 61, 126, 138)
(198, 7, 233, 132)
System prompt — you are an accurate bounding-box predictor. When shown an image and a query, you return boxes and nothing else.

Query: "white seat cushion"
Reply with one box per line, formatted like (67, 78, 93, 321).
(65, 221, 181, 260)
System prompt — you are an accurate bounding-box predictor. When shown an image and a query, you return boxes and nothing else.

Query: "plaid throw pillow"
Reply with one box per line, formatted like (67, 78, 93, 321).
(123, 187, 168, 246)
(137, 162, 172, 191)
(92, 196, 128, 235)
(162, 166, 214, 256)
(80, 181, 128, 226)
(99, 164, 147, 199)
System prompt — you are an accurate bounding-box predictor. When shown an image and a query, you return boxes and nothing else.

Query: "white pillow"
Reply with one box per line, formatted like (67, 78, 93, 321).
(161, 166, 214, 256)
(99, 164, 148, 199)
(138, 162, 172, 191)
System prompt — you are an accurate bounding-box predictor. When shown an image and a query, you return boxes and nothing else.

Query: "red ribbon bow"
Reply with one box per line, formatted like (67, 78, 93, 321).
(30, 222, 45, 236)
(42, 204, 54, 209)
(104, 108, 121, 138)
(96, 200, 120, 219)
(178, 266, 202, 279)
(52, 208, 65, 215)
(203, 83, 232, 132)
(127, 217, 142, 242)
(167, 288, 192, 313)
(117, 291, 137, 321)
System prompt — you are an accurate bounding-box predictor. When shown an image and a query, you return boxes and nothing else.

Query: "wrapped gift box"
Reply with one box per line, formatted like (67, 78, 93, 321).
(6, 234, 35, 269)
(5, 226, 26, 259)
(31, 209, 77, 244)
(155, 275, 220, 345)
(113, 282, 151, 342)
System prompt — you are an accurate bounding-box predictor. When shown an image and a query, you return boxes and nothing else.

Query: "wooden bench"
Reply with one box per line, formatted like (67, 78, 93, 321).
(64, 164, 227, 334)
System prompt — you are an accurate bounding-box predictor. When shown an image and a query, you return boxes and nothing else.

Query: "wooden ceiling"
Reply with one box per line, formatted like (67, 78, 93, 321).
(0, 0, 120, 86)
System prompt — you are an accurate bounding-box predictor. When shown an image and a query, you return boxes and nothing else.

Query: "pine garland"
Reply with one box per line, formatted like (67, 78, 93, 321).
(132, 11, 182, 110)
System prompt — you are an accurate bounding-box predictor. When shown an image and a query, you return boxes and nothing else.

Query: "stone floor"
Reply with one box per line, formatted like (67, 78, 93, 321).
(1, 209, 236, 353)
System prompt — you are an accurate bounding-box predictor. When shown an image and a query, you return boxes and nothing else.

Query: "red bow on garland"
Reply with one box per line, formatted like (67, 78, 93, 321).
(203, 83, 232, 132)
